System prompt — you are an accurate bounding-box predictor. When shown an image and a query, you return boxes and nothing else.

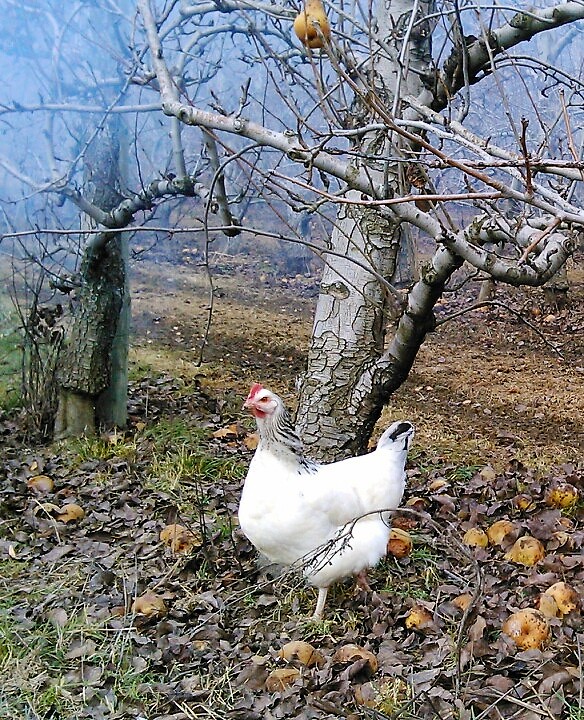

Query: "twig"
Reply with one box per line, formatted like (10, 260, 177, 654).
(477, 689, 557, 718)
(519, 117, 534, 197)
(519, 217, 560, 262)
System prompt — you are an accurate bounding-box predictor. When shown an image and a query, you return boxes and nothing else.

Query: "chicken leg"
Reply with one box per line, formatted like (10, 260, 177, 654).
(313, 587, 328, 620)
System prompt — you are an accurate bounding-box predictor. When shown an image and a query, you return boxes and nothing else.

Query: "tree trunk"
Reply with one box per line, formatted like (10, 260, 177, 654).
(95, 230, 130, 428)
(296, 0, 436, 459)
(55, 113, 127, 439)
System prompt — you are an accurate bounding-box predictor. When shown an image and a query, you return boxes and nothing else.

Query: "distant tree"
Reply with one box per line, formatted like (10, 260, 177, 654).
(0, 0, 237, 436)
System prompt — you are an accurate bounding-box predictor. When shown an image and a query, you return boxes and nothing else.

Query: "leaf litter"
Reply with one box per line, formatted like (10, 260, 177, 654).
(0, 378, 581, 720)
(0, 258, 583, 719)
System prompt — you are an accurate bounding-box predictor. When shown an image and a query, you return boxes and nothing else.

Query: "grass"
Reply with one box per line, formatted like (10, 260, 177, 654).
(0, 300, 22, 412)
(379, 534, 444, 601)
(58, 432, 139, 465)
(0, 559, 164, 720)
(148, 442, 244, 496)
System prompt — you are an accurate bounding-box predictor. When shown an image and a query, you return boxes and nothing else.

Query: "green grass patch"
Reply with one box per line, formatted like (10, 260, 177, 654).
(143, 417, 210, 451)
(0, 304, 22, 411)
(0, 559, 164, 719)
(381, 540, 441, 600)
(56, 432, 139, 471)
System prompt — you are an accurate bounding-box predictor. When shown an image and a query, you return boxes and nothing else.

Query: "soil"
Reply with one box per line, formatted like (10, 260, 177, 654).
(130, 252, 583, 468)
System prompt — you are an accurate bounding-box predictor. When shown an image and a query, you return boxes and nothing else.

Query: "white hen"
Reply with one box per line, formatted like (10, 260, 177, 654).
(238, 383, 414, 619)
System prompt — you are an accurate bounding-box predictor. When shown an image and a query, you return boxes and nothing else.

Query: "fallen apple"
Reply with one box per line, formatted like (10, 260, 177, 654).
(504, 536, 545, 566)
(502, 608, 550, 650)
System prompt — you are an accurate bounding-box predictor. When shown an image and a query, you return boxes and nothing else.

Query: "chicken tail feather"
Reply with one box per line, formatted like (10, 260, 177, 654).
(377, 421, 415, 450)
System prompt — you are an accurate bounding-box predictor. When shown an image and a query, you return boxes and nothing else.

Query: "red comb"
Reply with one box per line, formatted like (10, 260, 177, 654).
(247, 383, 264, 399)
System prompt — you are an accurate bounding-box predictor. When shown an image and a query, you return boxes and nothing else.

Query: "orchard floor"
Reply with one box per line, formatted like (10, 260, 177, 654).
(0, 252, 582, 720)
(130, 254, 583, 469)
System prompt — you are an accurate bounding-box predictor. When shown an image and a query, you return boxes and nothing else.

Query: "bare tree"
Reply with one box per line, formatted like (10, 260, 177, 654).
(135, 0, 583, 457)
(1, 0, 583, 452)
(0, 0, 237, 436)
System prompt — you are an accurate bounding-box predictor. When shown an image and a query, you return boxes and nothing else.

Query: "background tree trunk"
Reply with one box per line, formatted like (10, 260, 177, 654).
(55, 113, 127, 438)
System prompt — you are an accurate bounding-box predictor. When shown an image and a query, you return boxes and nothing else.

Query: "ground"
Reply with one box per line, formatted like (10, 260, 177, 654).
(0, 252, 582, 719)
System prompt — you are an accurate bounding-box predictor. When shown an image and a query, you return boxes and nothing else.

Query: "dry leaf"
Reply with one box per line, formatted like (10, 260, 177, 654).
(479, 466, 496, 482)
(428, 478, 449, 492)
(47, 607, 68, 628)
(453, 593, 473, 612)
(354, 678, 410, 710)
(243, 432, 259, 451)
(213, 423, 240, 439)
(468, 614, 487, 642)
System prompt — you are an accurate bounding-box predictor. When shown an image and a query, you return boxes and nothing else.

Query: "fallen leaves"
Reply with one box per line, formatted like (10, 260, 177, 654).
(0, 378, 582, 720)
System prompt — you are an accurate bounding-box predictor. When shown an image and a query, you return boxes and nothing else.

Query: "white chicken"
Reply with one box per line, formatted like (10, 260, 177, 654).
(238, 383, 414, 619)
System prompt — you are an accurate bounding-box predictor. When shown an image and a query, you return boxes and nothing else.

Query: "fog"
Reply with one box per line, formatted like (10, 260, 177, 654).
(0, 0, 582, 262)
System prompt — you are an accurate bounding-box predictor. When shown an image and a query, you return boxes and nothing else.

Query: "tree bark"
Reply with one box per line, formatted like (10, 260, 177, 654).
(55, 114, 126, 438)
(296, 0, 436, 459)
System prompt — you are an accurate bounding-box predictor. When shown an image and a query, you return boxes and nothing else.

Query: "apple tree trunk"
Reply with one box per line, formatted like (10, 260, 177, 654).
(296, 0, 439, 460)
(55, 114, 129, 438)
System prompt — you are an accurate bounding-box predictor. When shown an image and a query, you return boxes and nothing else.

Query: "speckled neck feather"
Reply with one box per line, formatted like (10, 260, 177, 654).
(258, 398, 318, 473)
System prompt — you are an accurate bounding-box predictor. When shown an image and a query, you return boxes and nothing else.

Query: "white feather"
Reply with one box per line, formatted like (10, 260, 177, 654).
(238, 386, 414, 617)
